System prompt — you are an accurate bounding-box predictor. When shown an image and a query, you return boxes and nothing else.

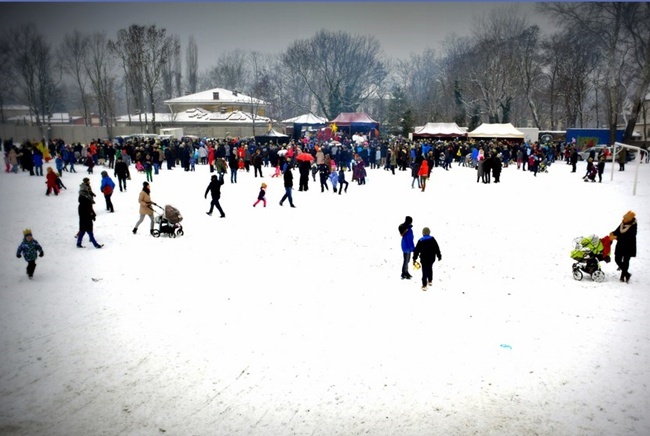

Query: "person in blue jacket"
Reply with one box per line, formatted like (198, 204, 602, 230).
(99, 171, 116, 212)
(413, 227, 442, 291)
(398, 216, 415, 280)
(16, 228, 44, 279)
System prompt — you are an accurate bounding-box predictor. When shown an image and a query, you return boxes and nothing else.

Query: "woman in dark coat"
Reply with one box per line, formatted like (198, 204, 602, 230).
(77, 178, 103, 248)
(610, 210, 637, 283)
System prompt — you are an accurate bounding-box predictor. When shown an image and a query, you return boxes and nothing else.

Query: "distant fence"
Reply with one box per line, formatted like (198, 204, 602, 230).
(0, 124, 267, 144)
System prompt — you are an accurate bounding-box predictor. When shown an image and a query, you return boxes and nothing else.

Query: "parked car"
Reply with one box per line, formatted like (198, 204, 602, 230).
(577, 145, 635, 162)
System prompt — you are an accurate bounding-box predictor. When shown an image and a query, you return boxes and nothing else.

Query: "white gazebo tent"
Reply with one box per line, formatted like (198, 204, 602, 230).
(412, 122, 467, 139)
(468, 123, 526, 140)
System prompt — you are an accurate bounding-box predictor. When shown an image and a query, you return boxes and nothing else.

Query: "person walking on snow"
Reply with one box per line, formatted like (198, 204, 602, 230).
(16, 228, 44, 279)
(205, 175, 226, 217)
(398, 216, 415, 280)
(253, 182, 267, 207)
(610, 210, 637, 283)
(77, 178, 104, 248)
(412, 226, 442, 291)
(133, 181, 156, 234)
(100, 170, 116, 212)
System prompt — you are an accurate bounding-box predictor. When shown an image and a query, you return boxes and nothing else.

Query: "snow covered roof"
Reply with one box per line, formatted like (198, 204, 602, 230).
(6, 113, 78, 124)
(164, 88, 267, 106)
(468, 123, 525, 139)
(282, 113, 328, 124)
(115, 109, 272, 124)
(413, 122, 466, 137)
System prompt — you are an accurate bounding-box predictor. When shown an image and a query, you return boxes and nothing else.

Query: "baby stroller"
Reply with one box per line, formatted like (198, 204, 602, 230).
(152, 204, 184, 238)
(570, 234, 611, 282)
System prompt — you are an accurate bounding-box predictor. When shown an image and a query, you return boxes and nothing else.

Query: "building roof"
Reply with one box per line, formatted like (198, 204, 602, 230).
(115, 109, 272, 124)
(164, 88, 267, 106)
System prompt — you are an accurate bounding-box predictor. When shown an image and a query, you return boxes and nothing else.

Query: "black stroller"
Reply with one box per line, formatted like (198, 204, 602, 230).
(152, 204, 184, 238)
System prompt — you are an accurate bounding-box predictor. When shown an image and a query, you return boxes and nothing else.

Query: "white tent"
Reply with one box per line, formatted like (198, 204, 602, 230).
(468, 123, 525, 139)
(413, 122, 466, 138)
(281, 113, 328, 124)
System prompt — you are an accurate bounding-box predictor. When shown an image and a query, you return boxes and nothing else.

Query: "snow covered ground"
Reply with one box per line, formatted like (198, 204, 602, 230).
(1, 155, 649, 435)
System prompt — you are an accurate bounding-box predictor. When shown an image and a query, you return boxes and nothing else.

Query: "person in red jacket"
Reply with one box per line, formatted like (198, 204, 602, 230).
(418, 159, 430, 192)
(45, 167, 60, 196)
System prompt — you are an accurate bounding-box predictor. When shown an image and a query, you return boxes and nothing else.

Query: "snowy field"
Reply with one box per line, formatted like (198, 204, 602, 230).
(1, 155, 649, 435)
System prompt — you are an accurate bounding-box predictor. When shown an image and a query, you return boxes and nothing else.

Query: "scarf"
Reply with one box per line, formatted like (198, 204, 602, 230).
(619, 219, 635, 234)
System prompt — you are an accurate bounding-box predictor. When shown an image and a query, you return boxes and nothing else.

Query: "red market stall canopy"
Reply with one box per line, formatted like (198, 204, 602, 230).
(468, 123, 525, 140)
(329, 112, 379, 138)
(330, 112, 379, 128)
(413, 122, 467, 139)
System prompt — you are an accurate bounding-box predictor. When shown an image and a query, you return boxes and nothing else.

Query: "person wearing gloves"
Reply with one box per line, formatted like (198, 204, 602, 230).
(133, 181, 156, 234)
(16, 228, 44, 279)
(412, 226, 442, 291)
(610, 210, 637, 283)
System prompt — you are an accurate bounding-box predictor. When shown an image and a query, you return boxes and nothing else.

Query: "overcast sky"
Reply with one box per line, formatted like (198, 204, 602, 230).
(1, 2, 555, 71)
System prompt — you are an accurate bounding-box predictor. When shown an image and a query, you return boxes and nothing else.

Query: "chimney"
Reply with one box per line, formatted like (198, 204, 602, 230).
(233, 90, 238, 97)
(213, 92, 219, 100)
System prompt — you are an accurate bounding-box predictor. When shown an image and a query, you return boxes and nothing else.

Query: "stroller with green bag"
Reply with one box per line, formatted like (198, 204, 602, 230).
(570, 234, 611, 282)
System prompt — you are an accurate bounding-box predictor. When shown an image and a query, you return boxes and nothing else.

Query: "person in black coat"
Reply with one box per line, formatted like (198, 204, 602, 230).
(298, 159, 311, 192)
(279, 160, 295, 207)
(114, 156, 130, 192)
(492, 152, 502, 183)
(412, 227, 442, 291)
(610, 210, 637, 283)
(205, 175, 225, 217)
(77, 178, 103, 248)
(570, 147, 579, 172)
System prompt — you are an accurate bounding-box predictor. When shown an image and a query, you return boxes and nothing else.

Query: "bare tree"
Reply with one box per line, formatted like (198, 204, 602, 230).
(58, 30, 90, 125)
(540, 2, 629, 144)
(282, 30, 387, 120)
(162, 35, 181, 101)
(468, 5, 527, 123)
(85, 32, 117, 136)
(204, 49, 249, 91)
(620, 2, 650, 143)
(393, 49, 445, 125)
(185, 35, 198, 94)
(0, 34, 16, 123)
(109, 24, 175, 131)
(4, 23, 60, 139)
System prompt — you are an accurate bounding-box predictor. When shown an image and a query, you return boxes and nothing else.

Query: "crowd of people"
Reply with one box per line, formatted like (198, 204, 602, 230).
(4, 133, 639, 284)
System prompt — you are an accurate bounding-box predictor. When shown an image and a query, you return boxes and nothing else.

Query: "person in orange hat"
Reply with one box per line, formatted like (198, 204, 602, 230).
(610, 211, 637, 283)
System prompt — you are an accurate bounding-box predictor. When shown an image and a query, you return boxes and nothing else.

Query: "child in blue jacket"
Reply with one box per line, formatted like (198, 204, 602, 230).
(16, 228, 44, 279)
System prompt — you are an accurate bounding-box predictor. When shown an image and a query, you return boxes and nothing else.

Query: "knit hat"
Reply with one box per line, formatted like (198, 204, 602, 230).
(623, 210, 636, 223)
(422, 227, 430, 235)
(23, 228, 32, 236)
(143, 181, 149, 187)
(83, 177, 90, 183)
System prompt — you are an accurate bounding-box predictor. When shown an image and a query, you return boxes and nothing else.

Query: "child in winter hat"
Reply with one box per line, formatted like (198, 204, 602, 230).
(16, 228, 44, 279)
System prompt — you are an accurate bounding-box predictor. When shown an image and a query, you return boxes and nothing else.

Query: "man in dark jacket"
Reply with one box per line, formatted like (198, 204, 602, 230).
(205, 175, 225, 217)
(114, 156, 130, 192)
(413, 227, 442, 291)
(279, 159, 295, 207)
